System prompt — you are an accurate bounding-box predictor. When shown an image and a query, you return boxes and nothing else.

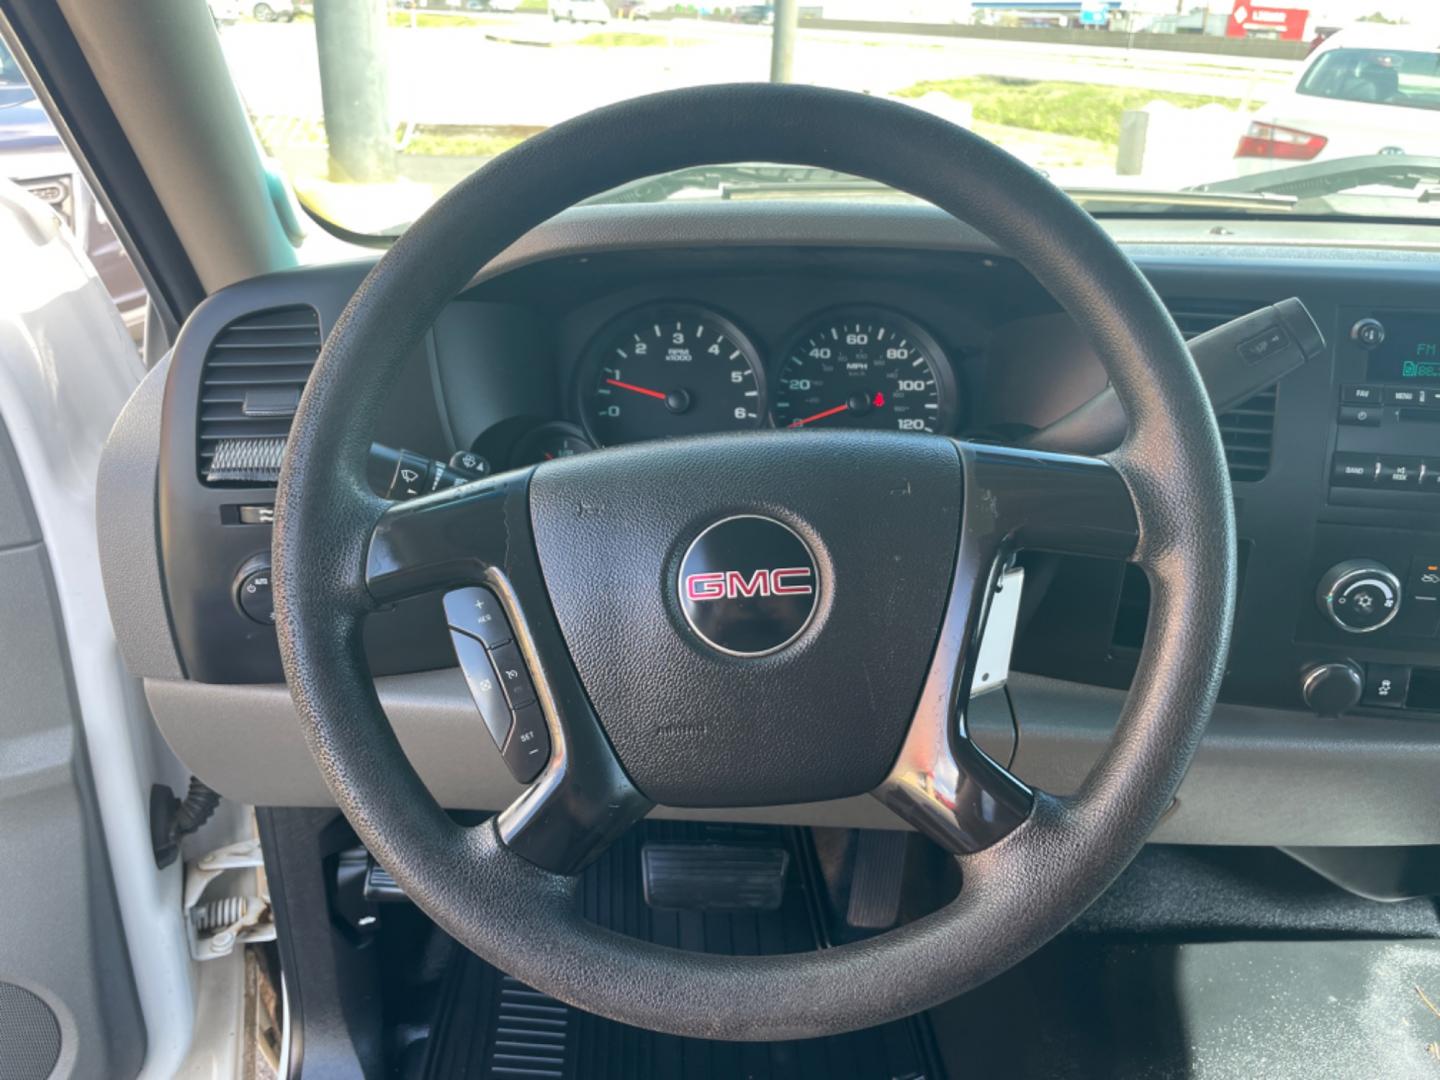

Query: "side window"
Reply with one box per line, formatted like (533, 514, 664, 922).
(0, 40, 148, 346)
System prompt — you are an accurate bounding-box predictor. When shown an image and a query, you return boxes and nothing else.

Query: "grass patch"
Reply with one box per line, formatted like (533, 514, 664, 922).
(386, 11, 485, 28)
(896, 76, 1241, 147)
(576, 31, 687, 47)
(252, 115, 538, 160)
(401, 126, 533, 157)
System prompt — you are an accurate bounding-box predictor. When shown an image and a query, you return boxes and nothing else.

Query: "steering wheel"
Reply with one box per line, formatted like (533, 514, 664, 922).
(273, 84, 1235, 1040)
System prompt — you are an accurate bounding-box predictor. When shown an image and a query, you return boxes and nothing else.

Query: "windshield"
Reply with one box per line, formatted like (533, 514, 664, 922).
(213, 1, 1440, 238)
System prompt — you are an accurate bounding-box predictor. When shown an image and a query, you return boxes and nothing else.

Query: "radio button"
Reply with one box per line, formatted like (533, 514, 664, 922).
(1338, 405, 1381, 427)
(1377, 458, 1423, 488)
(1341, 384, 1382, 405)
(1331, 454, 1376, 487)
(1351, 318, 1386, 349)
(1387, 387, 1428, 406)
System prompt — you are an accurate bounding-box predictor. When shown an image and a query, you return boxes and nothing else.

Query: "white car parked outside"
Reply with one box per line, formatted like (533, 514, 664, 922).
(1236, 25, 1440, 174)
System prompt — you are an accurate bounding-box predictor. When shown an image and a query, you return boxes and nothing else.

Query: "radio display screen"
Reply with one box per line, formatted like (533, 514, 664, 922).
(1367, 315, 1440, 384)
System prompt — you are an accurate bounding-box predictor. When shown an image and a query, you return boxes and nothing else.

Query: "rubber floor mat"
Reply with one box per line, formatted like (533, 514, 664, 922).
(418, 821, 941, 1080)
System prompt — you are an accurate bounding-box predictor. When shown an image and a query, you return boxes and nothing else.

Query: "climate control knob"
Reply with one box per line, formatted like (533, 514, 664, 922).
(1301, 661, 1364, 717)
(1316, 559, 1402, 634)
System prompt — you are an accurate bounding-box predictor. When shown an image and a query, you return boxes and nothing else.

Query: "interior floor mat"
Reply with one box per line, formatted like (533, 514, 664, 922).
(416, 821, 942, 1080)
(926, 937, 1440, 1080)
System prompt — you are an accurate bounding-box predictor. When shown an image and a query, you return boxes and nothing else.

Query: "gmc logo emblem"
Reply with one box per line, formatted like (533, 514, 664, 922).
(684, 567, 814, 602)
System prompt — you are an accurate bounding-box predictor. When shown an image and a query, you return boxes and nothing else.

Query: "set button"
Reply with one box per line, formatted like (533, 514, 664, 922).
(503, 703, 551, 784)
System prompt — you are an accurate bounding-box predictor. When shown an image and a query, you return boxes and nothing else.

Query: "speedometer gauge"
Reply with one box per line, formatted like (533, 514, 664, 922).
(772, 309, 956, 434)
(579, 304, 766, 446)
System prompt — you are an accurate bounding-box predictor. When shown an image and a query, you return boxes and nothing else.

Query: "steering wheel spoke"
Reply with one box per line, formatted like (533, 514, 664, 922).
(365, 469, 531, 604)
(365, 467, 652, 875)
(875, 441, 1138, 854)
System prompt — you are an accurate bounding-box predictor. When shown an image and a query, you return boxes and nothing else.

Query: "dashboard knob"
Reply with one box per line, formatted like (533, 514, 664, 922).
(1316, 559, 1401, 634)
(1349, 317, 1386, 350)
(234, 556, 274, 626)
(1301, 661, 1364, 717)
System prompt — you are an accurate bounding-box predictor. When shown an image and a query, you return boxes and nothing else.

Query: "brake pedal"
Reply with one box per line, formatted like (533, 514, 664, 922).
(641, 843, 789, 912)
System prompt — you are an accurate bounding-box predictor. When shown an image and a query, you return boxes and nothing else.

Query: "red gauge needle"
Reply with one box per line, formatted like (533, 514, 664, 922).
(605, 377, 667, 401)
(788, 403, 850, 428)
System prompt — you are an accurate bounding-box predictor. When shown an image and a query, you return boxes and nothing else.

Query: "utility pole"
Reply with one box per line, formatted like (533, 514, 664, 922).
(313, 0, 396, 183)
(770, 0, 798, 84)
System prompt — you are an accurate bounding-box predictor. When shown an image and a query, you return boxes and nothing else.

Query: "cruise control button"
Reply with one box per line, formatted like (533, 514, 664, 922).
(1362, 664, 1410, 708)
(1341, 384, 1381, 405)
(1338, 405, 1380, 427)
(1331, 454, 1376, 488)
(1377, 458, 1422, 488)
(1237, 325, 1288, 363)
(488, 641, 536, 708)
(502, 703, 550, 784)
(448, 631, 512, 749)
(443, 587, 513, 648)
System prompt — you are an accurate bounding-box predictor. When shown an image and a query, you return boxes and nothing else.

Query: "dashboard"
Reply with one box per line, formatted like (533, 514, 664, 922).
(443, 247, 1085, 473)
(102, 202, 1440, 848)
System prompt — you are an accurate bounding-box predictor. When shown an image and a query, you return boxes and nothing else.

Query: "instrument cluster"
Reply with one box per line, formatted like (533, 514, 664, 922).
(565, 300, 961, 451)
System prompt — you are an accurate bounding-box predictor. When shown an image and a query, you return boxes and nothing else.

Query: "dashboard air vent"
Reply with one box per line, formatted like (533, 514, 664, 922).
(1164, 298, 1276, 484)
(197, 306, 321, 485)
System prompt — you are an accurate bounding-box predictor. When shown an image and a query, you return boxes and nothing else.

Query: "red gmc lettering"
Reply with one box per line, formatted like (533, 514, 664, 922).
(685, 567, 814, 602)
(770, 567, 813, 595)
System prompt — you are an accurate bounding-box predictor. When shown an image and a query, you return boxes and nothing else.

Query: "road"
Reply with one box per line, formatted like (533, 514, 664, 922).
(220, 15, 1300, 130)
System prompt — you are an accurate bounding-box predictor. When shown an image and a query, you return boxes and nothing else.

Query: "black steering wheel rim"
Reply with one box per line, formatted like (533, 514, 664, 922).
(273, 83, 1236, 1040)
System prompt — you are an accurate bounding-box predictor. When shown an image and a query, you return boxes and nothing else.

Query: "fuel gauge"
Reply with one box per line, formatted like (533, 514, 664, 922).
(511, 422, 594, 467)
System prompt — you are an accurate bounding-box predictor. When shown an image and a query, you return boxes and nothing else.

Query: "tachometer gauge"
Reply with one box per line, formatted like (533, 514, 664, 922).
(772, 309, 956, 434)
(579, 304, 766, 446)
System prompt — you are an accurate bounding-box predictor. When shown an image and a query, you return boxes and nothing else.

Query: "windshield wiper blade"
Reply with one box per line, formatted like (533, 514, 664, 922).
(717, 178, 900, 200)
(1194, 155, 1440, 200)
(1064, 187, 1297, 214)
(586, 165, 863, 205)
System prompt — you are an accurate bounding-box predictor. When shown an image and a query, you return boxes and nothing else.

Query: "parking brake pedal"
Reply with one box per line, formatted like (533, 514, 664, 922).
(642, 844, 789, 912)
